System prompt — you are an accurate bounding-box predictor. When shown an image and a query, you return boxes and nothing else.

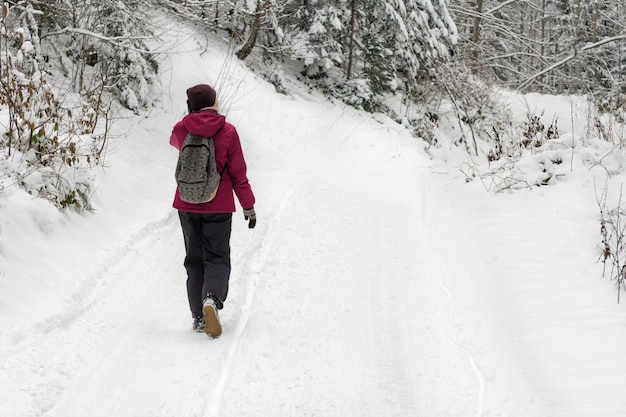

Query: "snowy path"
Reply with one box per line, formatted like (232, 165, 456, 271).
(0, 157, 478, 417)
(3, 18, 626, 417)
(1, 21, 482, 417)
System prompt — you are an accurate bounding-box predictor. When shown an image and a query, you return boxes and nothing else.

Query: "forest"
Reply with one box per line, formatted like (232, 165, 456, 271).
(4, 3, 626, 415)
(1, 0, 625, 211)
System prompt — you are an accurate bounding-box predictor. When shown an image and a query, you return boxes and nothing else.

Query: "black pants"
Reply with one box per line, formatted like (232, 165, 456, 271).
(178, 211, 232, 317)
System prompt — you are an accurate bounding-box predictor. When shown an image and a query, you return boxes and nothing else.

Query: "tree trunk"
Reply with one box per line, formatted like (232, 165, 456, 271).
(540, 0, 546, 57)
(346, 0, 356, 79)
(592, 0, 598, 39)
(471, 0, 484, 57)
(236, 1, 266, 60)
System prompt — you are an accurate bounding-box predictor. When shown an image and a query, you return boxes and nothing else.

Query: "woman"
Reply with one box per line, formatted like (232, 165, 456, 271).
(170, 84, 256, 338)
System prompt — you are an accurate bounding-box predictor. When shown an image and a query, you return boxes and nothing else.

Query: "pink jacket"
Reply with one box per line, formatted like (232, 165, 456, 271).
(170, 109, 255, 213)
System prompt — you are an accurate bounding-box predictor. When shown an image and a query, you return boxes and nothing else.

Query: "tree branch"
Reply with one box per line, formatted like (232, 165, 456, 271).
(518, 35, 626, 91)
(41, 26, 151, 42)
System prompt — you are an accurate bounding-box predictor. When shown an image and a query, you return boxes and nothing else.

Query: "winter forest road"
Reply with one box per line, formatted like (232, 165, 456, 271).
(1, 22, 483, 417)
(4, 18, 626, 417)
(1, 157, 480, 417)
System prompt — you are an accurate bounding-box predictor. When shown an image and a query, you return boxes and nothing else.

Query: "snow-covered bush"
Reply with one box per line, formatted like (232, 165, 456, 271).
(408, 114, 439, 148)
(1, 2, 107, 211)
(334, 78, 395, 115)
(584, 104, 626, 150)
(597, 182, 626, 302)
(478, 110, 572, 191)
(468, 100, 626, 194)
(39, 0, 159, 112)
(410, 63, 504, 155)
(1, 0, 162, 211)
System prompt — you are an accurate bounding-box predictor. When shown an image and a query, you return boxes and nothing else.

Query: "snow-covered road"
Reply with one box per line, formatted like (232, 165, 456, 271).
(1, 141, 479, 417)
(2, 17, 626, 417)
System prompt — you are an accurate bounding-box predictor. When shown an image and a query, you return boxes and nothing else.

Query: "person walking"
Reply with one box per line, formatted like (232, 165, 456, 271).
(170, 84, 256, 338)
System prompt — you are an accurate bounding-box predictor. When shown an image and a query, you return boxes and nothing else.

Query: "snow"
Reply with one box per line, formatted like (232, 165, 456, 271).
(1, 16, 626, 417)
(21, 40, 34, 55)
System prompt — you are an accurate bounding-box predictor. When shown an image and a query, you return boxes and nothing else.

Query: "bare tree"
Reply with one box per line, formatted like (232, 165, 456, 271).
(450, 0, 626, 98)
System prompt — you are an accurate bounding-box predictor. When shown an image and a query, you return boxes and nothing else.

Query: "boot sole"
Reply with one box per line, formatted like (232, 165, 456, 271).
(202, 304, 222, 338)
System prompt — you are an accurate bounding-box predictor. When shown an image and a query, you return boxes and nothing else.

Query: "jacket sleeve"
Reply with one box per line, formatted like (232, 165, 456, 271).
(170, 121, 187, 151)
(226, 126, 256, 209)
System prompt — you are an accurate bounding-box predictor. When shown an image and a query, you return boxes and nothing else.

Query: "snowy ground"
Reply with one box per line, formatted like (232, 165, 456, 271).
(1, 17, 626, 417)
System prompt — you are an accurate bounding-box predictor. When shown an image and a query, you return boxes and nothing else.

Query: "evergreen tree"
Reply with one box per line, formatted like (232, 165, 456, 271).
(354, 0, 458, 98)
(281, 0, 346, 78)
(281, 0, 458, 102)
(157, 0, 458, 107)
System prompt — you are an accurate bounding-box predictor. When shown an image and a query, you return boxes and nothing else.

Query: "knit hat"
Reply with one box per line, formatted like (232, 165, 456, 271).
(186, 84, 217, 113)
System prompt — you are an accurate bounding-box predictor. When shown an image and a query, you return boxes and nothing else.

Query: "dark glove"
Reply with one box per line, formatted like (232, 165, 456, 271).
(243, 207, 256, 229)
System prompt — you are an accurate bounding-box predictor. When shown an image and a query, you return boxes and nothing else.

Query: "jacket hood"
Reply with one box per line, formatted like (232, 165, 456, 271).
(182, 109, 225, 137)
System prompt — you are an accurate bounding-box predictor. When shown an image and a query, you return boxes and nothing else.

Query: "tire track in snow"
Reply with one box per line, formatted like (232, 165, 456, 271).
(0, 212, 184, 417)
(204, 185, 296, 417)
(439, 275, 487, 417)
(435, 272, 486, 416)
(0, 211, 176, 349)
(454, 341, 488, 417)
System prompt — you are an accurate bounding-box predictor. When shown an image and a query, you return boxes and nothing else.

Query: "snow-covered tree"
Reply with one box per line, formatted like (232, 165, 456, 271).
(281, 0, 346, 79)
(155, 0, 458, 108)
(37, 0, 159, 111)
(281, 0, 458, 104)
(450, 0, 626, 103)
(1, 0, 163, 211)
(1, 1, 107, 211)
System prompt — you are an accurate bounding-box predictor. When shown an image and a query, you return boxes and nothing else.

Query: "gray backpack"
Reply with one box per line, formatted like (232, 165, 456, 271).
(175, 133, 221, 204)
